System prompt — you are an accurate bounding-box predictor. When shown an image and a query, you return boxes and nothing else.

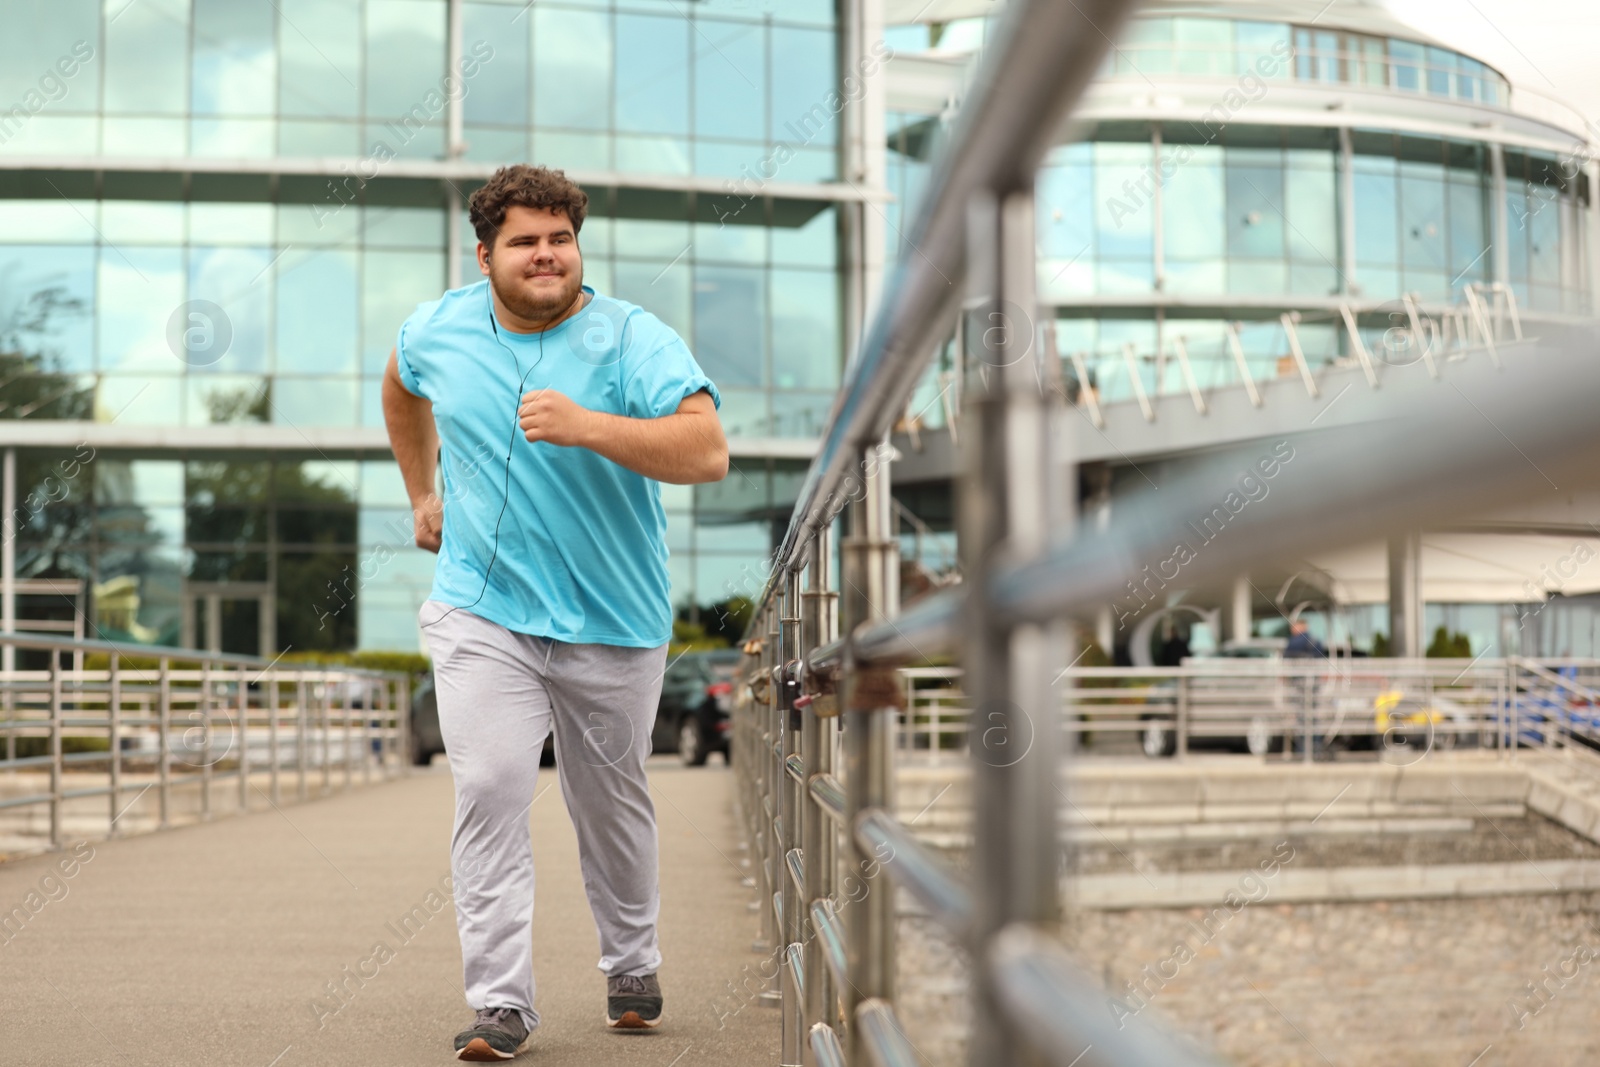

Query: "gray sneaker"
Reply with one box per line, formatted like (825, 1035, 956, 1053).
(606, 973, 663, 1029)
(454, 1006, 531, 1060)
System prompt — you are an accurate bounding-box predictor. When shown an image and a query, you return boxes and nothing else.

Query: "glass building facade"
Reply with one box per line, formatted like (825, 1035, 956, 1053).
(0, 0, 859, 654)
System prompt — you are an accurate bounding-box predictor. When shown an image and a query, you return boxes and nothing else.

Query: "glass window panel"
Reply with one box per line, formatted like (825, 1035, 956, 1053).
(191, 117, 277, 157)
(1164, 259, 1225, 294)
(693, 265, 765, 388)
(614, 219, 692, 259)
(279, 0, 362, 118)
(1225, 158, 1285, 258)
(99, 375, 181, 424)
(616, 135, 692, 174)
(0, 117, 99, 157)
(1285, 162, 1336, 265)
(97, 246, 184, 373)
(1096, 259, 1155, 294)
(360, 461, 411, 506)
(278, 200, 361, 247)
(97, 459, 185, 507)
(1161, 146, 1224, 259)
(278, 120, 361, 156)
(0, 245, 95, 374)
(534, 7, 611, 130)
(1353, 164, 1400, 269)
(274, 376, 359, 426)
(1448, 179, 1488, 285)
(365, 0, 447, 119)
(1229, 260, 1286, 294)
(186, 375, 267, 425)
(1529, 184, 1563, 287)
(277, 249, 358, 375)
(696, 19, 766, 142)
(770, 269, 838, 391)
(693, 221, 767, 265)
(364, 120, 443, 161)
(0, 201, 98, 244)
(1094, 142, 1154, 261)
(192, 0, 276, 116)
(0, 4, 100, 106)
(188, 247, 272, 374)
(105, 0, 189, 114)
(770, 27, 837, 151)
(1234, 21, 1292, 79)
(99, 202, 185, 245)
(464, 126, 528, 163)
(613, 259, 689, 339)
(463, 3, 530, 127)
(771, 206, 837, 268)
(1424, 46, 1453, 96)
(1360, 38, 1387, 87)
(536, 129, 611, 170)
(366, 206, 445, 249)
(712, 388, 767, 438)
(1399, 167, 1447, 272)
(1389, 39, 1422, 92)
(695, 140, 764, 180)
(189, 203, 274, 246)
(1172, 17, 1231, 77)
(1039, 156, 1095, 259)
(361, 250, 444, 375)
(616, 14, 689, 136)
(101, 117, 187, 156)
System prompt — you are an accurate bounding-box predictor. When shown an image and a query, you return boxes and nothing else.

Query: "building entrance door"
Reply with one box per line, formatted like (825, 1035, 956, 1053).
(181, 583, 274, 657)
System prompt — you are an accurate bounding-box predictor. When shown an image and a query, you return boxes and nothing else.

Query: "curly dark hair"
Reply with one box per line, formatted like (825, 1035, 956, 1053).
(467, 164, 589, 250)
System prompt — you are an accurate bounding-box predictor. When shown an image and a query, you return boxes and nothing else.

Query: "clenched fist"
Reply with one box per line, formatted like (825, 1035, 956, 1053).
(412, 492, 443, 554)
(518, 388, 594, 447)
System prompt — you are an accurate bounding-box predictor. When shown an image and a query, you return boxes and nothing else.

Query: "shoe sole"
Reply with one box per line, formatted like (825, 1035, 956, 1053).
(456, 1034, 531, 1061)
(606, 1009, 663, 1030)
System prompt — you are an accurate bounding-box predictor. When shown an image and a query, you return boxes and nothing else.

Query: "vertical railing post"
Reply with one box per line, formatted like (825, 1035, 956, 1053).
(779, 570, 803, 1067)
(296, 677, 308, 803)
(343, 676, 354, 790)
(238, 664, 250, 814)
(962, 185, 1065, 1067)
(48, 652, 62, 850)
(158, 657, 171, 830)
(1176, 671, 1190, 759)
(765, 606, 783, 1008)
(801, 530, 838, 1051)
(200, 660, 213, 821)
(269, 675, 281, 805)
(840, 434, 900, 1064)
(109, 653, 122, 837)
(321, 679, 332, 796)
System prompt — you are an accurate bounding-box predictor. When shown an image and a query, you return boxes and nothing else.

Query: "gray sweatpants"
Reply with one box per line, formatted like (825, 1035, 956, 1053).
(419, 599, 669, 1034)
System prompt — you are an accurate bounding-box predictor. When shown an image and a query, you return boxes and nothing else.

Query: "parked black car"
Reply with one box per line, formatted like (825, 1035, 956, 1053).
(650, 649, 742, 766)
(409, 674, 556, 768)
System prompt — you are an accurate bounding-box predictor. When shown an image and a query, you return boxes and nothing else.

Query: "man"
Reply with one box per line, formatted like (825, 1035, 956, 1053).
(1284, 619, 1329, 760)
(382, 163, 727, 1061)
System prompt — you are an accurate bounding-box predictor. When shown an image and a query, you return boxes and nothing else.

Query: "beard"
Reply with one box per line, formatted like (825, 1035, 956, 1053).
(488, 257, 584, 324)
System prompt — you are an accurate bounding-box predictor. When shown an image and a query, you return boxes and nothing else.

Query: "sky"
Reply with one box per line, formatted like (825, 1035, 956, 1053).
(1382, 0, 1600, 136)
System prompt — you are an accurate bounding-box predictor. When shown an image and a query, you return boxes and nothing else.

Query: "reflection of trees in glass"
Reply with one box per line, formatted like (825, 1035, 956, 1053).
(274, 464, 357, 654)
(94, 462, 183, 647)
(0, 284, 94, 421)
(202, 381, 270, 424)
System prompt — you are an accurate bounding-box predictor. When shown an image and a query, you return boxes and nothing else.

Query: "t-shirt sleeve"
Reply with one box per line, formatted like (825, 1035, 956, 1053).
(623, 335, 722, 420)
(394, 309, 428, 399)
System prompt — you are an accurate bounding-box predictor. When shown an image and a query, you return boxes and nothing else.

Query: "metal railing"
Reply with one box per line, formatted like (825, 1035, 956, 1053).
(0, 632, 409, 852)
(1061, 284, 1528, 429)
(733, 0, 1600, 1065)
(898, 658, 1600, 764)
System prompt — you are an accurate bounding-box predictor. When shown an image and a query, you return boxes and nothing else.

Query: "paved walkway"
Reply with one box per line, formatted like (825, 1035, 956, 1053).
(0, 757, 776, 1066)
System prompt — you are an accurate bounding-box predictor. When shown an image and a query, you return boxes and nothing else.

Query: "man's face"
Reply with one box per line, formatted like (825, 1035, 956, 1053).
(478, 205, 584, 324)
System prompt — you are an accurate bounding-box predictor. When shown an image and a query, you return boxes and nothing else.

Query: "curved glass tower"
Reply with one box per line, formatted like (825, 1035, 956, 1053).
(883, 0, 1600, 657)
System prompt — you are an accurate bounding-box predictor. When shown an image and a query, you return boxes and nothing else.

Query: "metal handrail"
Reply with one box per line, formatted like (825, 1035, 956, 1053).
(0, 632, 411, 852)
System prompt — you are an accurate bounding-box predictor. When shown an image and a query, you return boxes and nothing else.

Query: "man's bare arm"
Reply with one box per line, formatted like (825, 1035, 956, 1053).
(381, 348, 443, 552)
(518, 388, 728, 485)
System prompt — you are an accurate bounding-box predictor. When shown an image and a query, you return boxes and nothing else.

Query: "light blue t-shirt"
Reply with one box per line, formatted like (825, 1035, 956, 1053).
(395, 280, 720, 647)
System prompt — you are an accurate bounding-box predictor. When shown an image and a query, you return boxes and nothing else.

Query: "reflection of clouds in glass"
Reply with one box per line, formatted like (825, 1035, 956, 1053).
(191, 0, 276, 116)
(98, 247, 184, 373)
(187, 246, 272, 374)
